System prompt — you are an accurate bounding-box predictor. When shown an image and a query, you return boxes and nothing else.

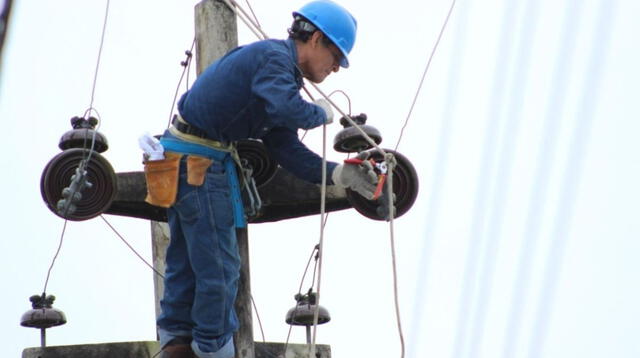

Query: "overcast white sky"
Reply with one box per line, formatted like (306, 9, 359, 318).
(1, 0, 639, 357)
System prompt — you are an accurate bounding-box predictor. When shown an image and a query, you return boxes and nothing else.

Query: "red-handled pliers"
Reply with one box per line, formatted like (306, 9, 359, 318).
(344, 158, 388, 200)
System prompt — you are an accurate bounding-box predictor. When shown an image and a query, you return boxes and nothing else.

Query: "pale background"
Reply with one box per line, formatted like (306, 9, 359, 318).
(1, 0, 639, 357)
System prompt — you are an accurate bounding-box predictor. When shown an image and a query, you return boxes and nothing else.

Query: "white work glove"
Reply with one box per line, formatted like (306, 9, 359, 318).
(332, 152, 378, 200)
(314, 98, 334, 125)
(138, 133, 165, 161)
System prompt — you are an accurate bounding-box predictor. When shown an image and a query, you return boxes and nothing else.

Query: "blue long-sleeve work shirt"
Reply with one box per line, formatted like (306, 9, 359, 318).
(177, 38, 337, 184)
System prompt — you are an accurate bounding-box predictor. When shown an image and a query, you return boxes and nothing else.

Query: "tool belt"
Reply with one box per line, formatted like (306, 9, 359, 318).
(169, 114, 235, 152)
(143, 115, 262, 227)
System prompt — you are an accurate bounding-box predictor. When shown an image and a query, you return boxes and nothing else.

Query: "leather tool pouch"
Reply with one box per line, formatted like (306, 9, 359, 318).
(186, 155, 213, 186)
(144, 152, 182, 208)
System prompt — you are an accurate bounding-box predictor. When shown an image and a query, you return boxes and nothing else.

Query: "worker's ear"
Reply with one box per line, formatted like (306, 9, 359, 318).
(310, 31, 323, 48)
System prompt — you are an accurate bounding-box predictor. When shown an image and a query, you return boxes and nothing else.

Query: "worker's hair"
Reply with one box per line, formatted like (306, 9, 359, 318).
(288, 16, 333, 46)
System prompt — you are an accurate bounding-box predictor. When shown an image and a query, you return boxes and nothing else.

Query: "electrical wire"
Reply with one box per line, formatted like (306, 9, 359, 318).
(299, 245, 321, 294)
(299, 90, 351, 143)
(525, 2, 617, 357)
(186, 44, 194, 91)
(42, 133, 98, 294)
(42, 219, 69, 295)
(87, 0, 110, 115)
(499, 2, 581, 357)
(328, 90, 353, 119)
(167, 38, 196, 128)
(100, 215, 165, 279)
(0, 0, 14, 82)
(250, 294, 267, 343)
(283, 244, 321, 355)
(394, 0, 457, 153)
(447, 1, 517, 357)
(80, 109, 102, 164)
(464, 0, 540, 355)
(41, 0, 112, 295)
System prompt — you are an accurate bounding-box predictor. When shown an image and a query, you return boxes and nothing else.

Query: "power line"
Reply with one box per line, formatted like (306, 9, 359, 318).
(100, 215, 165, 279)
(448, 1, 521, 357)
(87, 0, 111, 116)
(526, 2, 618, 357)
(167, 38, 196, 128)
(500, 1, 584, 357)
(40, 0, 111, 295)
(42, 219, 69, 295)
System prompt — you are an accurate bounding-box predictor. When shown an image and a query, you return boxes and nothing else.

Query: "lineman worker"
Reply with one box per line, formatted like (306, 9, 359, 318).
(152, 1, 377, 357)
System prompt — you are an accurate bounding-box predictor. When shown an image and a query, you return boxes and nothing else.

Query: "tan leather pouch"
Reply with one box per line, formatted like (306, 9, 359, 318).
(144, 152, 182, 208)
(187, 155, 213, 186)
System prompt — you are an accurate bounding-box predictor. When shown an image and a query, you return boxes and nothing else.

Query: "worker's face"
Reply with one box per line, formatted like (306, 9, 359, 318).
(304, 32, 341, 83)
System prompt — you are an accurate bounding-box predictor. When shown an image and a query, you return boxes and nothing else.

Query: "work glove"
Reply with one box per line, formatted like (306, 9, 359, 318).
(314, 98, 334, 125)
(332, 152, 378, 200)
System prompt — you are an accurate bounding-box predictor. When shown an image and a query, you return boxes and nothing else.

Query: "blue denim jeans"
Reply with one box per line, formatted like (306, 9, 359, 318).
(157, 156, 241, 358)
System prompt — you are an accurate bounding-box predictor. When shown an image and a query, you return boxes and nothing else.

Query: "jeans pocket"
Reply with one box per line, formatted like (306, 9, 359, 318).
(174, 178, 202, 224)
(206, 171, 235, 229)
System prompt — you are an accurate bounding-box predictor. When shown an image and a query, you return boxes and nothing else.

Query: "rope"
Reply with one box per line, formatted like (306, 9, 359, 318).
(243, 0, 261, 29)
(309, 120, 328, 358)
(386, 159, 405, 357)
(222, 0, 268, 40)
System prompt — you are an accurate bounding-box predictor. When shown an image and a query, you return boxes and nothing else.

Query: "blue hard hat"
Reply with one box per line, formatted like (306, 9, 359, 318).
(293, 0, 357, 68)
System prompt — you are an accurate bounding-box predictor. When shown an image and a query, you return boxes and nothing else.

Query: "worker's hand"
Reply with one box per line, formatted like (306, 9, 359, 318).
(314, 98, 334, 125)
(332, 152, 378, 199)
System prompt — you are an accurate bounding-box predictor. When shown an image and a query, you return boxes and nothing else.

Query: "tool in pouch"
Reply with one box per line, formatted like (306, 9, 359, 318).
(239, 158, 262, 218)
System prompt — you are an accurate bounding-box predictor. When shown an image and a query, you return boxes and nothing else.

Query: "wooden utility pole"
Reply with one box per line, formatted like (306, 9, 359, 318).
(151, 1, 257, 357)
(192, 2, 258, 358)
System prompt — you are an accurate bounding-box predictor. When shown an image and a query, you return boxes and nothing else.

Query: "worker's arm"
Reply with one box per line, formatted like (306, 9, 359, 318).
(262, 127, 337, 184)
(252, 51, 328, 130)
